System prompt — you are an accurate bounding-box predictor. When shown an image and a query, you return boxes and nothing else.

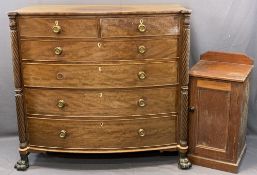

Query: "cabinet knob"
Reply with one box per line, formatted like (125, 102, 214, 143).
(52, 21, 61, 34)
(138, 98, 146, 107)
(54, 47, 63, 55)
(138, 19, 146, 33)
(57, 99, 65, 108)
(138, 45, 146, 54)
(189, 106, 195, 112)
(138, 71, 146, 80)
(138, 128, 145, 137)
(59, 130, 67, 139)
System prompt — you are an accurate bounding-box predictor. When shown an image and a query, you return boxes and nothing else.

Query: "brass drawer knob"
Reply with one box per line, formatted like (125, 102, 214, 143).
(138, 71, 146, 80)
(59, 130, 67, 139)
(52, 20, 61, 34)
(138, 45, 146, 54)
(138, 19, 146, 33)
(54, 47, 63, 55)
(57, 99, 65, 108)
(138, 128, 145, 137)
(138, 98, 146, 107)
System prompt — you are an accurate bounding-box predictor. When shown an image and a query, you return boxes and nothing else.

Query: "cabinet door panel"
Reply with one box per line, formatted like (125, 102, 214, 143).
(189, 79, 233, 161)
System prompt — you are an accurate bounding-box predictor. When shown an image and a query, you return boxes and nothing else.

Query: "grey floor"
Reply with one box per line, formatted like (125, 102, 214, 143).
(0, 135, 256, 175)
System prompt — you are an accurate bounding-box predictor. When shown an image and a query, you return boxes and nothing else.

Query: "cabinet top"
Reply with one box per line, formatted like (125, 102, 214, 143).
(190, 51, 254, 82)
(8, 4, 191, 16)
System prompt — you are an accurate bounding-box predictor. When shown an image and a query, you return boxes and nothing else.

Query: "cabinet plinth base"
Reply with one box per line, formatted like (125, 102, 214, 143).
(188, 144, 246, 173)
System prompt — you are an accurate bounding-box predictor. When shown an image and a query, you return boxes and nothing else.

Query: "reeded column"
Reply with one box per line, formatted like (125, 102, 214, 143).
(178, 11, 192, 169)
(9, 12, 29, 171)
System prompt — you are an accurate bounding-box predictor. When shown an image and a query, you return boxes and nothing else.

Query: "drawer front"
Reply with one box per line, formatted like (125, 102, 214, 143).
(25, 86, 177, 116)
(21, 38, 178, 61)
(19, 17, 98, 38)
(101, 16, 180, 37)
(28, 116, 177, 149)
(23, 62, 178, 88)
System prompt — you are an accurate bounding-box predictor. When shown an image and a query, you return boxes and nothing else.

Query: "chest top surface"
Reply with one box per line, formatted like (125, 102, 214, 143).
(9, 4, 191, 16)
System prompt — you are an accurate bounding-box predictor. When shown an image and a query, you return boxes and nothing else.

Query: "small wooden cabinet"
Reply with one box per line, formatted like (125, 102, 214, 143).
(8, 4, 192, 171)
(188, 51, 253, 173)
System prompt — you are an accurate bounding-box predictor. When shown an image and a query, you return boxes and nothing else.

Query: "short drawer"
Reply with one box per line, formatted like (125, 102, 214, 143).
(19, 17, 98, 38)
(23, 61, 178, 88)
(101, 16, 180, 37)
(21, 38, 178, 61)
(28, 116, 177, 149)
(25, 86, 177, 116)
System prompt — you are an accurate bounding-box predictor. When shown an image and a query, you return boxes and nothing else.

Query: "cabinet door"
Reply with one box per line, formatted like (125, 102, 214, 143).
(189, 78, 235, 161)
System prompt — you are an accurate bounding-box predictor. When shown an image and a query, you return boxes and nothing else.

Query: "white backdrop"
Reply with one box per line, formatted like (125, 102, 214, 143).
(0, 0, 256, 136)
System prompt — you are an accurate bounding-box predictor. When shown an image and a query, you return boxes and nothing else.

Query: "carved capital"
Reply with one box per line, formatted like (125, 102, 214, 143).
(183, 14, 191, 26)
(9, 18, 17, 30)
(8, 13, 18, 30)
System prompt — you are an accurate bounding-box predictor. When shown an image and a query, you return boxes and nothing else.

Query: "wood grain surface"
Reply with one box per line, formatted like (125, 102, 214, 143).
(11, 4, 191, 16)
(25, 86, 177, 116)
(21, 38, 178, 61)
(189, 51, 253, 173)
(196, 79, 231, 157)
(19, 17, 98, 38)
(189, 78, 231, 160)
(9, 4, 192, 159)
(22, 61, 178, 88)
(200, 51, 254, 65)
(189, 60, 253, 82)
(101, 16, 180, 37)
(28, 116, 177, 149)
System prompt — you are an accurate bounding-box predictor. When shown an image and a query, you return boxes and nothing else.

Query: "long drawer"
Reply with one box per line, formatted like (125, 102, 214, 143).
(28, 116, 177, 149)
(25, 86, 177, 116)
(21, 38, 178, 61)
(19, 17, 98, 38)
(23, 61, 178, 88)
(101, 16, 180, 37)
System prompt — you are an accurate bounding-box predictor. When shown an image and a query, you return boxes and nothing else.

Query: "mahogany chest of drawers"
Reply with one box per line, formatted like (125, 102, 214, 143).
(8, 5, 191, 171)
